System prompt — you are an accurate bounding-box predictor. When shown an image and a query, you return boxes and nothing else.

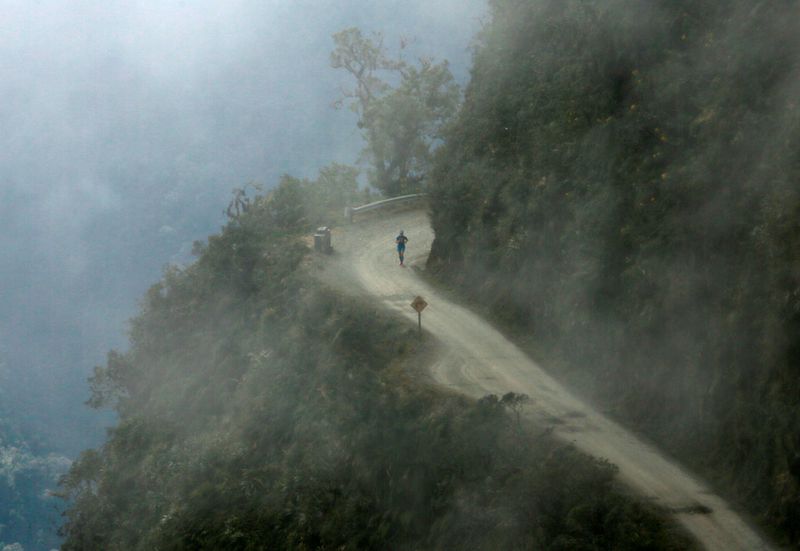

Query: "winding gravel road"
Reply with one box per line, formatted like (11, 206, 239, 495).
(328, 207, 775, 551)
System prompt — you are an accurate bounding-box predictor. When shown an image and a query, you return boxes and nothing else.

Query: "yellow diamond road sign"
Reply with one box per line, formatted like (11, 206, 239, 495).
(411, 296, 428, 313)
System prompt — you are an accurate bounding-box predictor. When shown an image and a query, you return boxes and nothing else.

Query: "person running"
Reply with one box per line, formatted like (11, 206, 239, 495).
(396, 230, 409, 266)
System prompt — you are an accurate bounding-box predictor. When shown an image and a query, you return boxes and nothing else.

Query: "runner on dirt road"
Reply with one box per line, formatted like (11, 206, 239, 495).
(396, 230, 408, 266)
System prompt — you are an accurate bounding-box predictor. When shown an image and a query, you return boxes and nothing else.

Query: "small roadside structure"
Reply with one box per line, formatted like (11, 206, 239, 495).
(313, 226, 333, 254)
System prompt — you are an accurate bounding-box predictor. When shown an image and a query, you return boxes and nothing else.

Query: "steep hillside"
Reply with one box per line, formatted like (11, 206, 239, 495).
(58, 180, 694, 549)
(427, 0, 800, 545)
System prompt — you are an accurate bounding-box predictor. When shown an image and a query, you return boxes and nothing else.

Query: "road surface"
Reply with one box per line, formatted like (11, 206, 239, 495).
(327, 207, 775, 551)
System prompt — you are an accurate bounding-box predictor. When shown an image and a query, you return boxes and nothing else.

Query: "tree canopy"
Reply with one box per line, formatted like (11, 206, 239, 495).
(332, 28, 460, 196)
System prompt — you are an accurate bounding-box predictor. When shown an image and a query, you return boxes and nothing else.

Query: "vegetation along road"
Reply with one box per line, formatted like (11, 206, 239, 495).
(329, 207, 774, 551)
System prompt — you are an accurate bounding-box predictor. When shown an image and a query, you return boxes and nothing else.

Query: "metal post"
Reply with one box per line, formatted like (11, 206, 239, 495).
(411, 296, 427, 337)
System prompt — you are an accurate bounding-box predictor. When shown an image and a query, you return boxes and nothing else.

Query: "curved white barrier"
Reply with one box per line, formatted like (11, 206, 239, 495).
(345, 194, 426, 221)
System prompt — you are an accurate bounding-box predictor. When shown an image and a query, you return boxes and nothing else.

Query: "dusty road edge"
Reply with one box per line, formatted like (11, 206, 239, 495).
(319, 208, 777, 551)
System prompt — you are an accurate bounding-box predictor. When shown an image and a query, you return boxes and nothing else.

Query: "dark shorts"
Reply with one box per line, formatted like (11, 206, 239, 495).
(397, 244, 406, 253)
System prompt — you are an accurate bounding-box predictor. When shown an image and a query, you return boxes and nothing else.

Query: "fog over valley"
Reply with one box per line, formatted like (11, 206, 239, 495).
(0, 0, 484, 455)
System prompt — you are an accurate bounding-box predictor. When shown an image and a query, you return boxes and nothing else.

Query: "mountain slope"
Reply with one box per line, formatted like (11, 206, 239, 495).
(58, 185, 695, 549)
(330, 207, 772, 550)
(427, 0, 800, 545)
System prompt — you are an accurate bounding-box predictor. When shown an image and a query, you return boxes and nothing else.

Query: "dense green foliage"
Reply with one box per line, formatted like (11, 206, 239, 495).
(223, 164, 368, 234)
(428, 0, 800, 545)
(332, 28, 460, 196)
(59, 177, 693, 549)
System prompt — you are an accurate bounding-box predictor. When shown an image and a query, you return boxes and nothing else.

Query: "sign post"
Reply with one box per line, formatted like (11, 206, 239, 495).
(410, 296, 428, 335)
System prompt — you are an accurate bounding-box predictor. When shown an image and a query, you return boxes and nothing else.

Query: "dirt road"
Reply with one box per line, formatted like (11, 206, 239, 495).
(329, 208, 775, 551)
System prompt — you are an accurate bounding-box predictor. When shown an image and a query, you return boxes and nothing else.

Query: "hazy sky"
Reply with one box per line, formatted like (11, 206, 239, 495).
(0, 0, 487, 455)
